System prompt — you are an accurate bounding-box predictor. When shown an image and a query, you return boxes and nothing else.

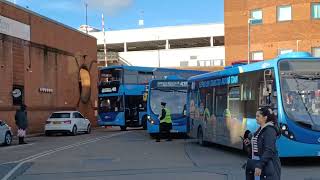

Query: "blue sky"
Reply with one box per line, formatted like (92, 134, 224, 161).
(13, 0, 224, 30)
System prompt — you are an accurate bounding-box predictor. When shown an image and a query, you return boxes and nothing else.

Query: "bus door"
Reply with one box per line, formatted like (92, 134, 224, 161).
(125, 95, 142, 126)
(214, 87, 229, 143)
(259, 69, 277, 110)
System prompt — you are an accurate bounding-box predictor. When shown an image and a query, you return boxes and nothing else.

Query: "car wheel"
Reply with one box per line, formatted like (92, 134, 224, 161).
(86, 124, 91, 134)
(71, 125, 78, 136)
(4, 132, 12, 145)
(120, 126, 127, 131)
(45, 131, 51, 136)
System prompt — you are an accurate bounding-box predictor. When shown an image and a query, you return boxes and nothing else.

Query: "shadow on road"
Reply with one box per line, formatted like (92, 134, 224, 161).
(281, 157, 320, 167)
(186, 141, 320, 168)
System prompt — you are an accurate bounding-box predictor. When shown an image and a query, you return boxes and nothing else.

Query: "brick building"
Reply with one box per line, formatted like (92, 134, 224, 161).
(0, 1, 98, 133)
(225, 0, 320, 65)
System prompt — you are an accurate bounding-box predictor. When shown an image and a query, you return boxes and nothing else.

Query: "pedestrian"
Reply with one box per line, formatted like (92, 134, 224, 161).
(15, 104, 28, 144)
(243, 107, 281, 180)
(156, 102, 172, 142)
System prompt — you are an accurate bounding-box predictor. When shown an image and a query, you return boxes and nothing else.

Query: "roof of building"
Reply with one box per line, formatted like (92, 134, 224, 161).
(100, 65, 207, 74)
(90, 23, 224, 45)
(0, 0, 95, 39)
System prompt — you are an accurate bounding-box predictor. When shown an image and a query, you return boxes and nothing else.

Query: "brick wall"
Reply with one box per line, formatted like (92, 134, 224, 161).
(0, 1, 98, 133)
(225, 0, 320, 65)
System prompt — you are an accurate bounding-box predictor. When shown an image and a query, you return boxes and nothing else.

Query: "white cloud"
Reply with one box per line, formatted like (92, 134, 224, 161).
(86, 0, 133, 15)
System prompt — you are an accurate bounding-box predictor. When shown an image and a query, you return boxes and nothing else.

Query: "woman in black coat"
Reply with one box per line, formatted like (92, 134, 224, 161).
(15, 104, 28, 144)
(243, 107, 281, 180)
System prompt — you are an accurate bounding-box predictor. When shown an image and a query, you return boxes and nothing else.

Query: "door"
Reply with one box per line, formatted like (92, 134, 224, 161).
(214, 87, 228, 142)
(125, 96, 141, 126)
(79, 112, 89, 130)
(77, 112, 86, 130)
(0, 121, 6, 143)
(72, 112, 82, 130)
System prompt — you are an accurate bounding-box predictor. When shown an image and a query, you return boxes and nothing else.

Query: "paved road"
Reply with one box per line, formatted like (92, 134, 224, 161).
(1, 128, 320, 180)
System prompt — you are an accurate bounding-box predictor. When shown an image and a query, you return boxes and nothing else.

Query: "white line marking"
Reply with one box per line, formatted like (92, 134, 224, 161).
(1, 132, 129, 180)
(0, 143, 35, 150)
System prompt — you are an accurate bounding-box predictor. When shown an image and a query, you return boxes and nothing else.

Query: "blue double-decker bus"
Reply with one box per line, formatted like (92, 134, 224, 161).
(98, 65, 205, 131)
(188, 52, 320, 157)
(147, 78, 189, 135)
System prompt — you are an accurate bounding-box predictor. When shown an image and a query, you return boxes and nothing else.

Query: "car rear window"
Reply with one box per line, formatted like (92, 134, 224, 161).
(50, 113, 70, 118)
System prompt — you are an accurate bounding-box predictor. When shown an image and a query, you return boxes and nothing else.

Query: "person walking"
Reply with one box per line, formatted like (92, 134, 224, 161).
(243, 107, 281, 180)
(15, 104, 28, 144)
(156, 102, 172, 142)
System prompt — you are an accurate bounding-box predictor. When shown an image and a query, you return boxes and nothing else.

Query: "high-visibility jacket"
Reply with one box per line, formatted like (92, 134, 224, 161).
(160, 108, 172, 124)
(204, 108, 210, 120)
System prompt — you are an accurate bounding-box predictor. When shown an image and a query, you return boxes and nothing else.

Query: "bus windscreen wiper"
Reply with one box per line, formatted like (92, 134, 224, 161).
(292, 73, 320, 80)
(291, 74, 317, 129)
(155, 89, 186, 93)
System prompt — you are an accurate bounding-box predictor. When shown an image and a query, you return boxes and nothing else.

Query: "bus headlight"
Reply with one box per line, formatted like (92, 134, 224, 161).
(281, 124, 288, 131)
(151, 120, 155, 124)
(280, 123, 295, 140)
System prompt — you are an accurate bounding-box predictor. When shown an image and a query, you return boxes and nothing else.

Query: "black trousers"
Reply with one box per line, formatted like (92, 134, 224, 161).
(157, 122, 172, 141)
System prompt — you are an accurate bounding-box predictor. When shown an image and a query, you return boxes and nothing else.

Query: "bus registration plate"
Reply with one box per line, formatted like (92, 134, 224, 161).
(170, 130, 178, 133)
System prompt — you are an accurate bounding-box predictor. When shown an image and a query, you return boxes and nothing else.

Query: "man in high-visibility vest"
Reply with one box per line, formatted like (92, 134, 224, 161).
(156, 102, 172, 142)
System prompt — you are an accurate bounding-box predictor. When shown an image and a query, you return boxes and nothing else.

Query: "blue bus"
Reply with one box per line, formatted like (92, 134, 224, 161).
(188, 52, 320, 157)
(147, 78, 189, 135)
(98, 65, 205, 131)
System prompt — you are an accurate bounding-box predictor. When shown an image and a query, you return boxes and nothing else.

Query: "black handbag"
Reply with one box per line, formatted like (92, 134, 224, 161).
(245, 159, 259, 173)
(245, 159, 275, 176)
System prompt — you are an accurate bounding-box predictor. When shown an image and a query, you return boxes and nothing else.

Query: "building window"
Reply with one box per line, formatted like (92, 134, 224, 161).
(190, 56, 197, 60)
(312, 47, 320, 57)
(279, 49, 293, 55)
(251, 51, 264, 61)
(250, 9, 263, 24)
(212, 59, 224, 66)
(180, 61, 189, 67)
(312, 3, 320, 19)
(277, 5, 292, 22)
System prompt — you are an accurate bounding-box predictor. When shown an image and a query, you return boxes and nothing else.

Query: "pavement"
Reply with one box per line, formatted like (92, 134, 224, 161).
(1, 128, 320, 180)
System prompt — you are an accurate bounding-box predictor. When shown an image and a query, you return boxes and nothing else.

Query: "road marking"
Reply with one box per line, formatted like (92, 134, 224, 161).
(1, 132, 129, 180)
(0, 143, 35, 150)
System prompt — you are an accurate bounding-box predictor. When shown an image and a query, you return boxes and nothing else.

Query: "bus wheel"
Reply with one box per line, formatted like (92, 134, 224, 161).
(197, 127, 205, 146)
(120, 126, 127, 131)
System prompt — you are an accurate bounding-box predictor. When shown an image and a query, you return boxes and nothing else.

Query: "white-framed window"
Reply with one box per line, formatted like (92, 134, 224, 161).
(312, 3, 320, 19)
(277, 5, 292, 22)
(180, 61, 189, 67)
(278, 49, 293, 55)
(190, 56, 197, 60)
(251, 51, 264, 61)
(312, 47, 320, 57)
(250, 9, 263, 24)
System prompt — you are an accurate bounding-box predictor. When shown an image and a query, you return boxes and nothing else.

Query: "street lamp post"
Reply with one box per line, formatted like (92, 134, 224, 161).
(296, 40, 301, 51)
(247, 18, 253, 64)
(85, 3, 88, 34)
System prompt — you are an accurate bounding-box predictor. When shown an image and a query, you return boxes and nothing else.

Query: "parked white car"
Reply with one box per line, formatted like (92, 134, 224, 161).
(0, 120, 13, 145)
(45, 111, 91, 136)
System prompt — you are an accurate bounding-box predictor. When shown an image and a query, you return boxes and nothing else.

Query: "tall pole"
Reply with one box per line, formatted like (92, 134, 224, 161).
(85, 3, 88, 34)
(296, 40, 301, 51)
(102, 14, 107, 66)
(157, 36, 160, 67)
(247, 18, 251, 64)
